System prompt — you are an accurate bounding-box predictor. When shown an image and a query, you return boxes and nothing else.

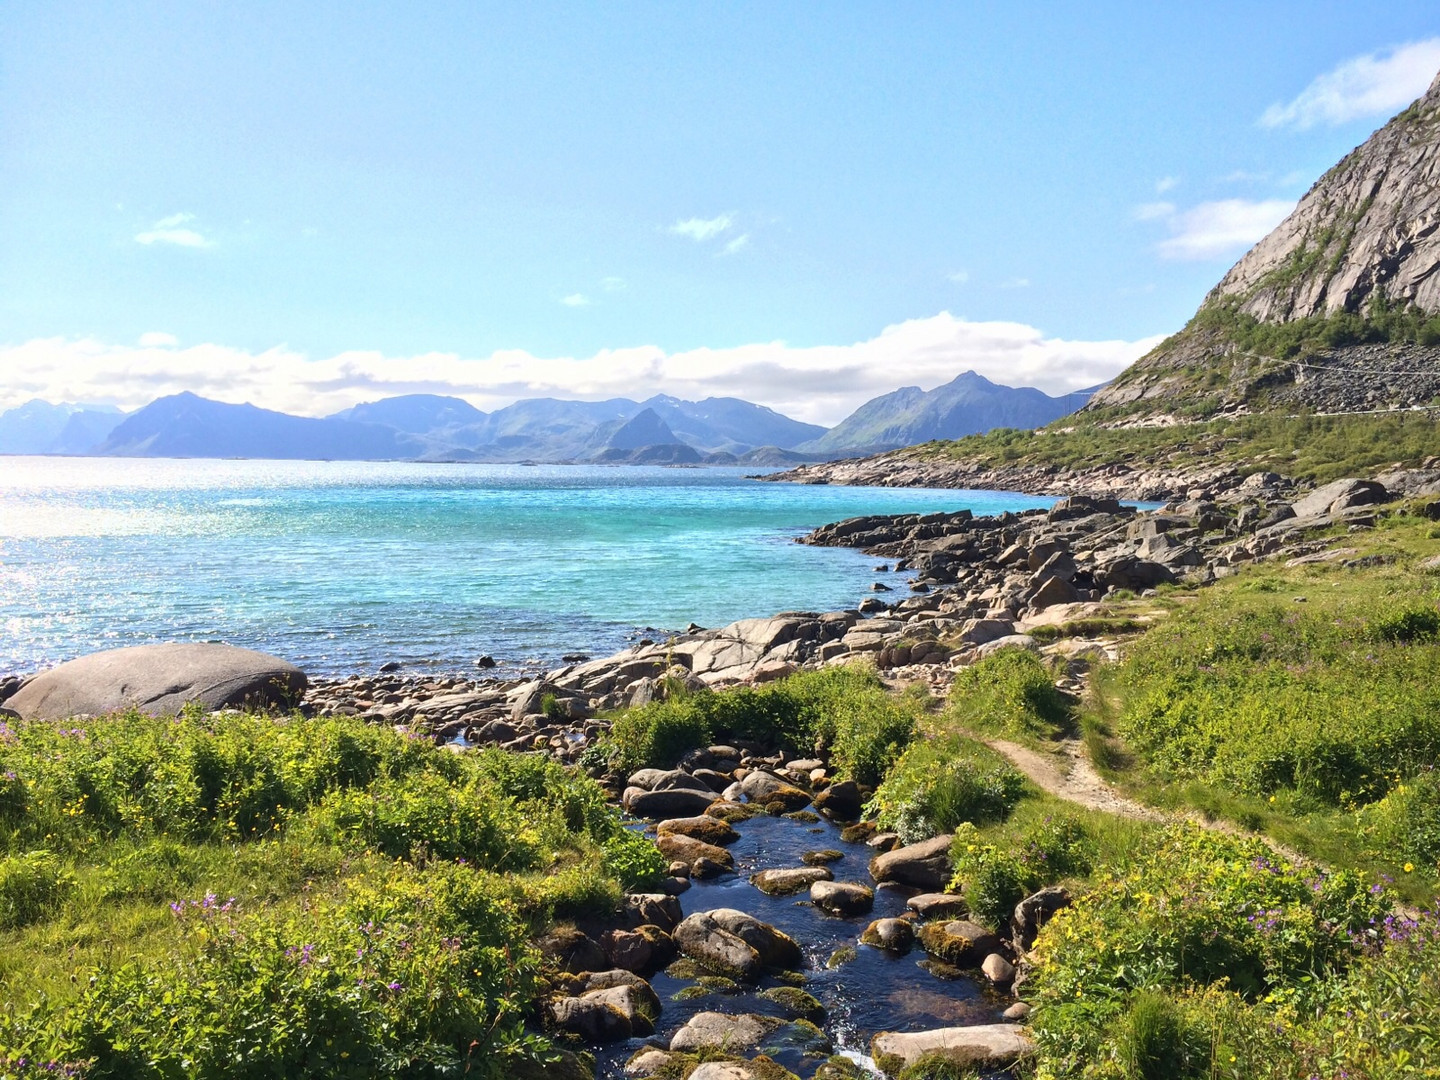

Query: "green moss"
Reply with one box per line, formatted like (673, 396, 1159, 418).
(759, 985, 826, 1023)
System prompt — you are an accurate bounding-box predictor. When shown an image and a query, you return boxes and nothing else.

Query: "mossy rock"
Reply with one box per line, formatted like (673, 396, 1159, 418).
(814, 1057, 869, 1079)
(826, 945, 858, 969)
(770, 968, 808, 985)
(784, 810, 821, 823)
(895, 1050, 989, 1079)
(666, 958, 709, 979)
(759, 986, 826, 1024)
(840, 822, 876, 843)
(707, 802, 762, 824)
(801, 849, 843, 866)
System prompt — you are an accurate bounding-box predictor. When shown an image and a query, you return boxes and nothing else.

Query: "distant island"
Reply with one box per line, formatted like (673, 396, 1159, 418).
(0, 373, 1098, 464)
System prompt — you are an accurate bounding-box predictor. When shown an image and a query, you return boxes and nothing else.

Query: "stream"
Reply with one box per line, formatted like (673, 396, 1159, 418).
(592, 810, 1009, 1078)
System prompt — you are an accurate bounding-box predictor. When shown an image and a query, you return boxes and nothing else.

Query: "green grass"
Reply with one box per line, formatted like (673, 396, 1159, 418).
(897, 409, 1440, 487)
(0, 708, 648, 1077)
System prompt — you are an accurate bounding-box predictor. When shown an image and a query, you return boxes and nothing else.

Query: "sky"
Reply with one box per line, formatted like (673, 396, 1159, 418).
(2, 2, 1439, 425)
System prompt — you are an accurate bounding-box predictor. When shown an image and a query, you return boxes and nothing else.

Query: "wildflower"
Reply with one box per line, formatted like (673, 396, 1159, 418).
(1404, 862, 1415, 873)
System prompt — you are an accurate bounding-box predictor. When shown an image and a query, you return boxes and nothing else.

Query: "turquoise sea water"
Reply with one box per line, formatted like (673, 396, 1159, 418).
(0, 458, 1054, 675)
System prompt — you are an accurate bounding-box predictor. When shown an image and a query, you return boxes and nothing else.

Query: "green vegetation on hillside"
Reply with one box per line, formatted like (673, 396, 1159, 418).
(0, 711, 642, 1078)
(907, 409, 1440, 484)
(1186, 293, 1440, 361)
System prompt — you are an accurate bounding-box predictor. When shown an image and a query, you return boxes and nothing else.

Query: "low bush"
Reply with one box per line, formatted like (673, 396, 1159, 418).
(1028, 826, 1392, 1074)
(1356, 766, 1440, 873)
(946, 648, 1073, 739)
(608, 666, 917, 783)
(869, 735, 1027, 844)
(948, 815, 1093, 929)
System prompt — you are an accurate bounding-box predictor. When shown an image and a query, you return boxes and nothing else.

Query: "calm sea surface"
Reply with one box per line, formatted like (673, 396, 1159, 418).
(0, 458, 1054, 675)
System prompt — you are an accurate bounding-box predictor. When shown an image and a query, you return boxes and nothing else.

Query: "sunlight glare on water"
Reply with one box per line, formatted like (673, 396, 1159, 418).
(0, 457, 1054, 674)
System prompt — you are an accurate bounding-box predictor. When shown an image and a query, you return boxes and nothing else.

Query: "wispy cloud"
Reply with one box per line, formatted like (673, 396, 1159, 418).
(134, 212, 212, 248)
(1155, 176, 1180, 194)
(722, 233, 750, 255)
(946, 270, 970, 285)
(668, 214, 734, 241)
(999, 277, 1031, 289)
(560, 293, 590, 307)
(1133, 201, 1176, 222)
(137, 332, 178, 347)
(600, 277, 626, 292)
(0, 315, 1164, 427)
(1139, 198, 1297, 261)
(1260, 38, 1440, 129)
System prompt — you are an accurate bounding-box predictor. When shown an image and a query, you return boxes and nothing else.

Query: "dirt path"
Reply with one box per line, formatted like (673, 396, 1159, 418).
(984, 736, 1165, 822)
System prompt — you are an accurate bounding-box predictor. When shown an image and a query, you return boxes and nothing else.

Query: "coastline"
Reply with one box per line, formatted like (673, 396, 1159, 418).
(753, 450, 1248, 503)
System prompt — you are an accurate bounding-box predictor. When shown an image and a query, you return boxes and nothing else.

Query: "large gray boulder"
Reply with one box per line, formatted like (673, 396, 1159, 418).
(871, 1025, 1035, 1073)
(868, 834, 953, 890)
(6, 643, 307, 721)
(1289, 478, 1388, 520)
(673, 908, 802, 980)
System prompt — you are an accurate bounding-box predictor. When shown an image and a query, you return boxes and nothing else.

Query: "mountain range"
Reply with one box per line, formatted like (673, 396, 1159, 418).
(0, 372, 1097, 463)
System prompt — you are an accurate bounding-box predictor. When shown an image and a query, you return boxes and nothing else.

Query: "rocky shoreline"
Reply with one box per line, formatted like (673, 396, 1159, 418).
(752, 450, 1250, 503)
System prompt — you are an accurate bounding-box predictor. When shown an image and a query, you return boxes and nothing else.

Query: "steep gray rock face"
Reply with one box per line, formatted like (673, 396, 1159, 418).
(7, 644, 308, 720)
(1089, 70, 1440, 416)
(1213, 72, 1440, 323)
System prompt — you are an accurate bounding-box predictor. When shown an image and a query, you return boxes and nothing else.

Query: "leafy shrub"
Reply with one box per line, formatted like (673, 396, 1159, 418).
(1028, 826, 1392, 1073)
(0, 851, 73, 930)
(948, 824, 1031, 930)
(948, 815, 1093, 930)
(947, 648, 1073, 739)
(601, 827, 667, 891)
(870, 735, 1027, 844)
(608, 666, 916, 783)
(309, 773, 538, 870)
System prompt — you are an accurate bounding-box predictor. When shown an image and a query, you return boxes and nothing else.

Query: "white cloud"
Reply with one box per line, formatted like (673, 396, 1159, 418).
(560, 294, 591, 307)
(998, 277, 1031, 289)
(600, 277, 626, 292)
(1155, 176, 1180, 193)
(1143, 198, 1297, 261)
(0, 314, 1164, 427)
(1260, 38, 1440, 129)
(137, 332, 178, 347)
(668, 214, 734, 241)
(1133, 201, 1176, 222)
(135, 212, 212, 248)
(946, 270, 970, 285)
(722, 233, 750, 255)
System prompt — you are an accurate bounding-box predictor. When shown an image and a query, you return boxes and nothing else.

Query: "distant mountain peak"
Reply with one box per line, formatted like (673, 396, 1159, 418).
(605, 407, 682, 450)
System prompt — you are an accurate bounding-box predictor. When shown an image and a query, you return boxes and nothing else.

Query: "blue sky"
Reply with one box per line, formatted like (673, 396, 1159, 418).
(2, 2, 1439, 422)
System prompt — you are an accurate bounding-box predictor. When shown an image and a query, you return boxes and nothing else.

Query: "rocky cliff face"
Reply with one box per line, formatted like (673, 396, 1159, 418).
(1090, 69, 1440, 416)
(1214, 71, 1440, 323)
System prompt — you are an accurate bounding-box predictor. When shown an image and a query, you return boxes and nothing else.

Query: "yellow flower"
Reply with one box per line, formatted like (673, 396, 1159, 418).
(1404, 862, 1415, 873)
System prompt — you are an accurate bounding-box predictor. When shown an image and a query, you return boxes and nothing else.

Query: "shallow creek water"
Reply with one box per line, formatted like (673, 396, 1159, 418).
(592, 811, 1008, 1078)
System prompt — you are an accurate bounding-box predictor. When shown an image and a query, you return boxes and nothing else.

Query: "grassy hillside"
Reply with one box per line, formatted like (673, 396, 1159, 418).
(903, 410, 1440, 483)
